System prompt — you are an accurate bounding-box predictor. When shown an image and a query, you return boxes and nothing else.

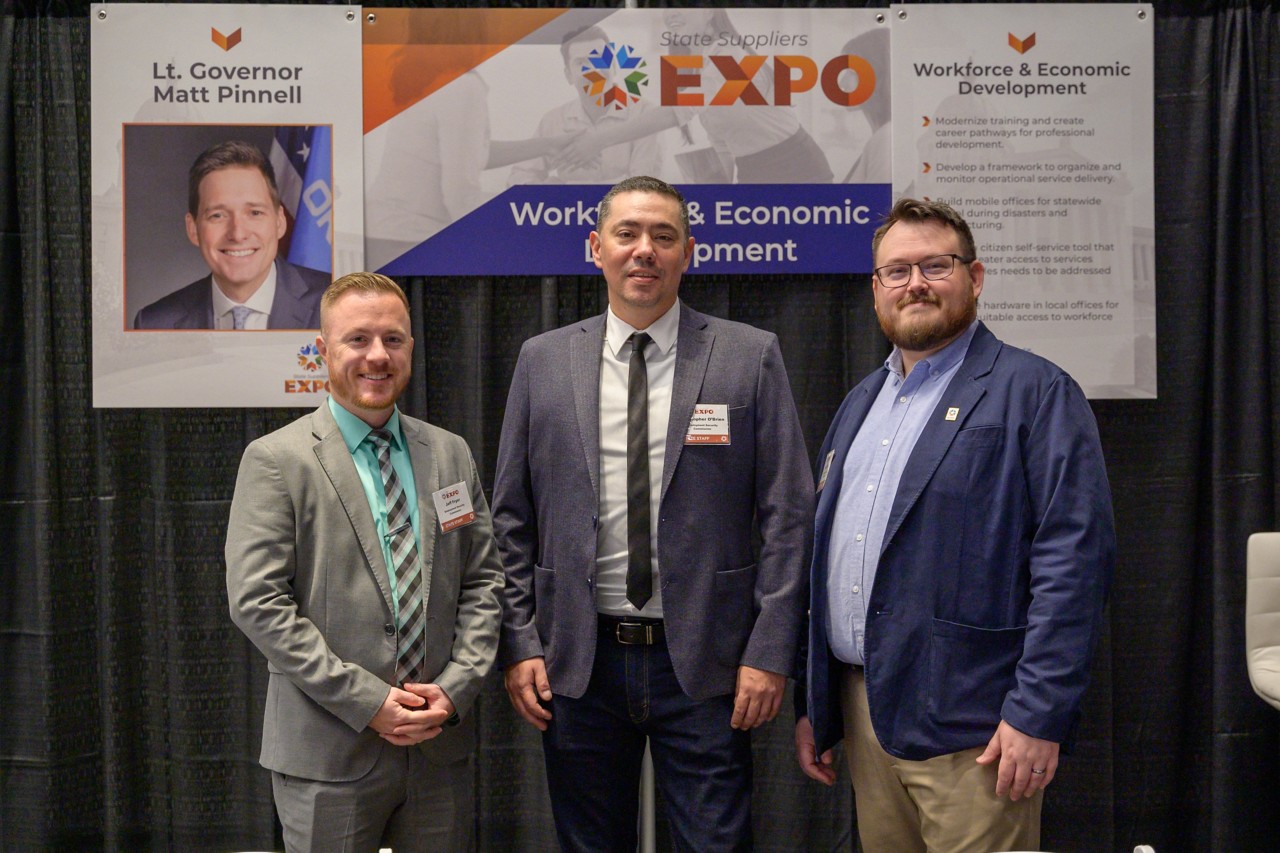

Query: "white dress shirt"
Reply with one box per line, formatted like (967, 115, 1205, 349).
(211, 263, 277, 330)
(595, 301, 680, 618)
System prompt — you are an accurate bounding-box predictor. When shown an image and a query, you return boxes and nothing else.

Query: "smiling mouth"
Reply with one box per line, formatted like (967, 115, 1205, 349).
(222, 248, 258, 258)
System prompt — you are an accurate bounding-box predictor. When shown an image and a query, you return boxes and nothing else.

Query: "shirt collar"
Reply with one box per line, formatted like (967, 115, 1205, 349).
(605, 299, 680, 359)
(327, 396, 404, 454)
(211, 261, 278, 319)
(885, 319, 980, 382)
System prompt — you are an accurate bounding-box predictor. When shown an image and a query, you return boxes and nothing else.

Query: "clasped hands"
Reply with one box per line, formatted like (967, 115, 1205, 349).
(369, 683, 456, 746)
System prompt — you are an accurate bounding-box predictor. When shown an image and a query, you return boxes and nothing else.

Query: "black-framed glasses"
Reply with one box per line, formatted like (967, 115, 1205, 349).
(874, 254, 973, 288)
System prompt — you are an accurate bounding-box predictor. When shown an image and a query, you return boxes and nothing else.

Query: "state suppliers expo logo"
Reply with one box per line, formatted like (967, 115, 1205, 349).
(286, 343, 329, 394)
(297, 343, 324, 371)
(580, 42, 649, 110)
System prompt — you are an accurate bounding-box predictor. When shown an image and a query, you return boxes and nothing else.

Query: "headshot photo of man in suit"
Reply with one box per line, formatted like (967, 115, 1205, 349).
(493, 175, 814, 851)
(133, 139, 330, 330)
(794, 198, 1115, 852)
(225, 272, 503, 851)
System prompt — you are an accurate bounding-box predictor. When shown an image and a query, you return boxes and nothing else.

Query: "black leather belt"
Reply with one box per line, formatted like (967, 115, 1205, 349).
(599, 615, 665, 645)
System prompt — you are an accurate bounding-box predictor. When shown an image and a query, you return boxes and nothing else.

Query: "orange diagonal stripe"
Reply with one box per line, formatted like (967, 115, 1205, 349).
(363, 8, 569, 133)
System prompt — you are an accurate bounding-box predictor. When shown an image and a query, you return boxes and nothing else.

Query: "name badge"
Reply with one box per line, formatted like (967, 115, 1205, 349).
(432, 481, 477, 533)
(685, 403, 730, 445)
(817, 450, 835, 492)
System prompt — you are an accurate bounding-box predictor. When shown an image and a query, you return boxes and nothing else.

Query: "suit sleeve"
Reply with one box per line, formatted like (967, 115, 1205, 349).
(741, 335, 816, 676)
(430, 443, 505, 718)
(1002, 372, 1115, 742)
(492, 346, 545, 668)
(225, 439, 391, 733)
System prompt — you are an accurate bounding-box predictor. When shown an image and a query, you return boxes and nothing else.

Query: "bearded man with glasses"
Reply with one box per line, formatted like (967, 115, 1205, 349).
(794, 198, 1114, 852)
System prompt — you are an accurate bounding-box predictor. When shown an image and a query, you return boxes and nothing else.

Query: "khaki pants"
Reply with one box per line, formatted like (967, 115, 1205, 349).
(841, 667, 1042, 853)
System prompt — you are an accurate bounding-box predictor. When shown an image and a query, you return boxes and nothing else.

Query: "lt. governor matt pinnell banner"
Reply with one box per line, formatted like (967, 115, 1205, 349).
(362, 7, 892, 277)
(90, 4, 362, 409)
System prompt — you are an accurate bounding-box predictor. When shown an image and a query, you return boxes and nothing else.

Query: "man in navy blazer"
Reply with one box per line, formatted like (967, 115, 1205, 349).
(133, 140, 329, 330)
(794, 198, 1114, 852)
(494, 176, 813, 851)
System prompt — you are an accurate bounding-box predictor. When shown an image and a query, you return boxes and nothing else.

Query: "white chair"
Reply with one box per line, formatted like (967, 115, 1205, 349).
(1246, 532, 1280, 710)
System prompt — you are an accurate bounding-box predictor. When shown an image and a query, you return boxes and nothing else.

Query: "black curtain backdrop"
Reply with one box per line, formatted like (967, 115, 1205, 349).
(2, 1, 1277, 850)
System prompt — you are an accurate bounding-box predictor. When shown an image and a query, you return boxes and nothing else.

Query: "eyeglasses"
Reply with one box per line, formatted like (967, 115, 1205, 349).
(874, 254, 973, 288)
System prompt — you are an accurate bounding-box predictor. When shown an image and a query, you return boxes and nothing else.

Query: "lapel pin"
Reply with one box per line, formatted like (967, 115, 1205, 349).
(945, 407, 960, 421)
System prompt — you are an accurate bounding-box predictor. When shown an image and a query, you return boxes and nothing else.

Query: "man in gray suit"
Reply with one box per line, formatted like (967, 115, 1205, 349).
(494, 175, 813, 851)
(226, 272, 503, 851)
(134, 140, 329, 330)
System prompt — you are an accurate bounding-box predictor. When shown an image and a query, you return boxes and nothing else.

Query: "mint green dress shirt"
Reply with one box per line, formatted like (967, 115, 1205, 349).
(327, 397, 421, 625)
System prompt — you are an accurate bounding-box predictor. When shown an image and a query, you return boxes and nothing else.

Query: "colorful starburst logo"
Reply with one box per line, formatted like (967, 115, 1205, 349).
(581, 42, 648, 110)
(297, 343, 324, 372)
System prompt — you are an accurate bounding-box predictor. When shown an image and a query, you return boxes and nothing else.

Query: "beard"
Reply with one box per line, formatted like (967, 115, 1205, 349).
(877, 287, 978, 353)
(328, 369, 409, 418)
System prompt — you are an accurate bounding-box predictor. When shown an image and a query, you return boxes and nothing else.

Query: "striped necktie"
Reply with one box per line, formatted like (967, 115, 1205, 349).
(369, 429, 426, 685)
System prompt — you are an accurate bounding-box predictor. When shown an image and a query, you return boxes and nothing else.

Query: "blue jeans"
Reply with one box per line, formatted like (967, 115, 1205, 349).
(541, 619, 753, 853)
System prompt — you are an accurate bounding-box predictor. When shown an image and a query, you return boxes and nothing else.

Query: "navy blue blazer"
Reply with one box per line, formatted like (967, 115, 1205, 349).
(133, 259, 329, 329)
(494, 305, 814, 701)
(797, 322, 1114, 760)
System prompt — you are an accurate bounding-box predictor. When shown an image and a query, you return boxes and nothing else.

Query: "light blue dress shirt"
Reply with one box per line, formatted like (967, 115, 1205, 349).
(826, 321, 978, 665)
(328, 397, 421, 625)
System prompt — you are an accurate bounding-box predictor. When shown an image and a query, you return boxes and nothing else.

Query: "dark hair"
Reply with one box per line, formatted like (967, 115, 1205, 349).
(320, 272, 411, 336)
(559, 24, 609, 66)
(187, 140, 281, 217)
(871, 198, 977, 263)
(597, 176, 690, 240)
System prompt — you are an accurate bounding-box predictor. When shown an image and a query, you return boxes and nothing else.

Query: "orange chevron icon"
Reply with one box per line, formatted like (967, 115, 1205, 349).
(1008, 32, 1036, 54)
(212, 27, 242, 51)
(922, 115, 931, 127)
(922, 162, 932, 173)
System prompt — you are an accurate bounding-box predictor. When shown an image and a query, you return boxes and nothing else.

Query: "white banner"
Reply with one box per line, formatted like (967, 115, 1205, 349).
(891, 4, 1155, 398)
(91, 3, 363, 407)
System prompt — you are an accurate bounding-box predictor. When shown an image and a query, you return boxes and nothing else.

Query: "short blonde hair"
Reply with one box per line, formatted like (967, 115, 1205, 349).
(319, 272, 410, 335)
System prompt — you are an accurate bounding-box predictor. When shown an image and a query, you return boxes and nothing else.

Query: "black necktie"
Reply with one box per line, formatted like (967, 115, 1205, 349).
(627, 332, 653, 609)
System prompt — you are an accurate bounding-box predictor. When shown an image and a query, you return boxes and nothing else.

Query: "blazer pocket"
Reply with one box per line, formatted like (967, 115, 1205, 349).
(712, 563, 757, 666)
(533, 564, 556, 650)
(936, 425, 1004, 498)
(926, 618, 1025, 730)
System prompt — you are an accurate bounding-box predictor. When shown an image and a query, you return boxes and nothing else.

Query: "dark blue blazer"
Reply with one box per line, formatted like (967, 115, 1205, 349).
(797, 322, 1114, 760)
(133, 259, 329, 330)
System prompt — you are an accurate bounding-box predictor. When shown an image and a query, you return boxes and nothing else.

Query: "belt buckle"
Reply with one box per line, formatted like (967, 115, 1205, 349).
(615, 621, 651, 645)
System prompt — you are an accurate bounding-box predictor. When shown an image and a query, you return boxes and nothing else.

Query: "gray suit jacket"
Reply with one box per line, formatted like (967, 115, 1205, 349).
(494, 305, 814, 701)
(134, 259, 330, 329)
(226, 403, 503, 782)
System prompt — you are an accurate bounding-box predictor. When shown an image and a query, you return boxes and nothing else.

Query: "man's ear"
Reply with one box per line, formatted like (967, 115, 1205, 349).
(589, 231, 604, 269)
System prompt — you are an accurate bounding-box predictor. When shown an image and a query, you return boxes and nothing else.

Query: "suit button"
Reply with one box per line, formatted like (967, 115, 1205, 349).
(384, 623, 395, 636)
